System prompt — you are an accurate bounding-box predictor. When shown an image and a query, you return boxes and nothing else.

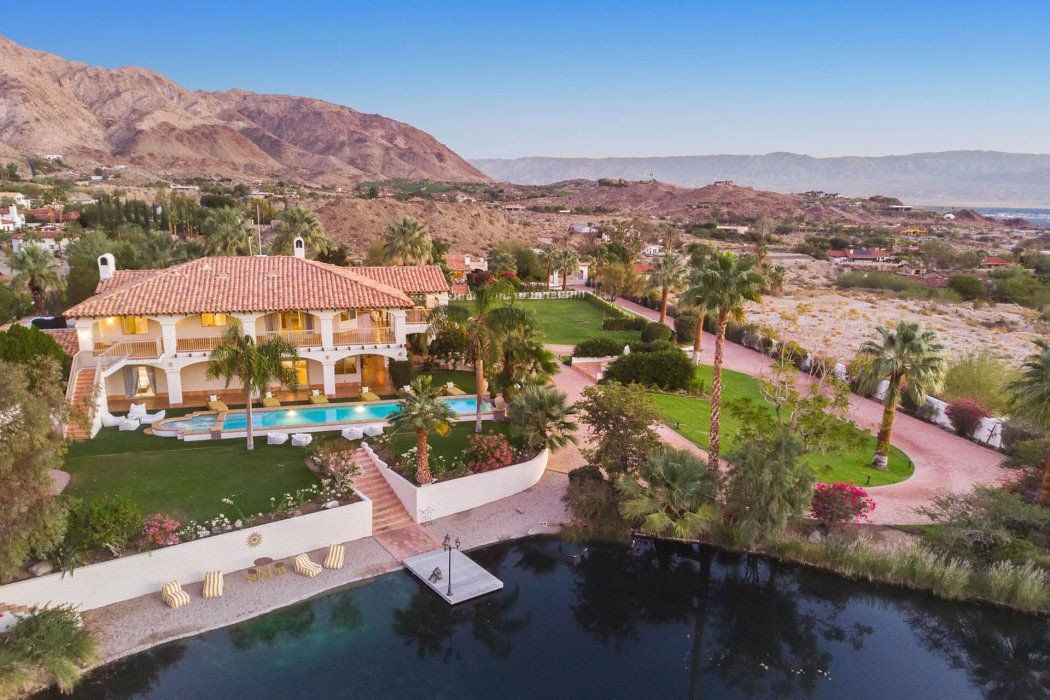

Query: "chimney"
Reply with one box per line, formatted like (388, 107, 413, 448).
(98, 253, 116, 280)
(293, 236, 305, 259)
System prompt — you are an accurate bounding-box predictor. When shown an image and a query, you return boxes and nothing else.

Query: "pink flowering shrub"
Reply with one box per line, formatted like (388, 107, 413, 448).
(811, 483, 876, 526)
(138, 513, 181, 550)
(465, 431, 515, 473)
(945, 397, 990, 438)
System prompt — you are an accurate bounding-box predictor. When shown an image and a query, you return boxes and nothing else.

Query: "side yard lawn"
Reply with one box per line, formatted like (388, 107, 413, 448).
(453, 298, 640, 345)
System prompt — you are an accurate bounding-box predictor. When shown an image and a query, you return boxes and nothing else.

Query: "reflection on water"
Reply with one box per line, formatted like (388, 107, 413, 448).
(42, 536, 1049, 699)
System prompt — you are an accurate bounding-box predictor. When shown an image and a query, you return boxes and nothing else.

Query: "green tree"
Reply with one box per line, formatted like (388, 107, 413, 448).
(646, 250, 687, 325)
(269, 206, 332, 256)
(694, 251, 765, 469)
(856, 321, 947, 469)
(489, 310, 556, 400)
(1006, 340, 1050, 506)
(539, 243, 559, 290)
(206, 322, 299, 450)
(617, 447, 717, 539)
(507, 384, 578, 452)
(0, 284, 32, 324)
(552, 246, 580, 291)
(203, 207, 253, 256)
(947, 274, 986, 300)
(488, 247, 517, 276)
(9, 245, 65, 314)
(382, 216, 432, 265)
(678, 267, 711, 359)
(0, 324, 68, 373)
(64, 230, 111, 306)
(576, 382, 661, 477)
(389, 376, 457, 484)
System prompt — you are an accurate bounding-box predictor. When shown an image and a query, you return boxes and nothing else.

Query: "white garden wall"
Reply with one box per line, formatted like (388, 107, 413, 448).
(364, 443, 549, 523)
(0, 498, 372, 613)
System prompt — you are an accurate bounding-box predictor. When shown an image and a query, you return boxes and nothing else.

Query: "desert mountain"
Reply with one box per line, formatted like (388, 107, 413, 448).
(0, 36, 487, 184)
(472, 151, 1050, 207)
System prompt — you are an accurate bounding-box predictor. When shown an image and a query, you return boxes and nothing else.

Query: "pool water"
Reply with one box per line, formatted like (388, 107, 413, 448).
(163, 397, 490, 433)
(46, 536, 1048, 699)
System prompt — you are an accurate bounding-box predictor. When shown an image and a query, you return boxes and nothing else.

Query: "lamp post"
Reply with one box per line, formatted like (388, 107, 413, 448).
(443, 534, 461, 598)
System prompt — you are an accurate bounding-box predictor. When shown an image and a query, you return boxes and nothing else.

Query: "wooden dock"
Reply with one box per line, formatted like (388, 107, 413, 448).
(403, 548, 503, 605)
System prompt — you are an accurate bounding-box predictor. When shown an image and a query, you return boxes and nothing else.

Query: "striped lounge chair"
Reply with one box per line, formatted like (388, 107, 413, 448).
(161, 581, 190, 608)
(294, 554, 322, 578)
(203, 571, 224, 599)
(324, 544, 345, 570)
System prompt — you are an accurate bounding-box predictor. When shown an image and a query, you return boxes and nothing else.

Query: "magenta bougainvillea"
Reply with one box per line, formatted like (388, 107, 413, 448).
(138, 513, 181, 549)
(945, 397, 990, 438)
(465, 430, 515, 473)
(811, 483, 876, 526)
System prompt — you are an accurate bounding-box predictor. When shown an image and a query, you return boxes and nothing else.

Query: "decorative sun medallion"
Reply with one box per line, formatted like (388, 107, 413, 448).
(246, 531, 263, 548)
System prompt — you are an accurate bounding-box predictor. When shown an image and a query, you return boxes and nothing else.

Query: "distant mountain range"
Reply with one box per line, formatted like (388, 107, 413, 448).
(0, 36, 488, 184)
(471, 151, 1050, 207)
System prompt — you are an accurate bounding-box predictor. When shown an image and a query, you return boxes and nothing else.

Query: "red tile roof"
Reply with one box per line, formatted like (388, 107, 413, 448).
(42, 328, 78, 356)
(354, 265, 449, 294)
(982, 257, 1011, 266)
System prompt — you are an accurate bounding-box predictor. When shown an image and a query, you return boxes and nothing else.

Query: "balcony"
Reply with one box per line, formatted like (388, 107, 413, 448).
(332, 327, 394, 346)
(257, 330, 323, 348)
(175, 336, 223, 353)
(405, 307, 430, 324)
(92, 338, 163, 360)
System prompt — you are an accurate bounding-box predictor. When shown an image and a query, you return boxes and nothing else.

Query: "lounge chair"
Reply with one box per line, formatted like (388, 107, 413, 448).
(309, 389, 329, 405)
(291, 433, 313, 447)
(127, 403, 166, 424)
(207, 395, 229, 412)
(341, 427, 364, 441)
(324, 544, 345, 570)
(443, 381, 466, 396)
(203, 571, 224, 599)
(294, 554, 322, 577)
(267, 432, 289, 445)
(261, 396, 281, 408)
(363, 424, 384, 437)
(161, 581, 190, 608)
(361, 391, 381, 402)
(118, 417, 140, 431)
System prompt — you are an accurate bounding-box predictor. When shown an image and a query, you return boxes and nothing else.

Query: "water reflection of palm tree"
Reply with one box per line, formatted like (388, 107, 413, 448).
(60, 642, 188, 699)
(471, 585, 532, 658)
(329, 594, 364, 633)
(228, 604, 316, 650)
(392, 592, 456, 660)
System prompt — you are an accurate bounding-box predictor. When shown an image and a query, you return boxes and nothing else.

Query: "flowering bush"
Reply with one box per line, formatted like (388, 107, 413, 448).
(811, 482, 876, 526)
(945, 397, 990, 438)
(465, 431, 515, 473)
(399, 444, 465, 479)
(137, 514, 181, 550)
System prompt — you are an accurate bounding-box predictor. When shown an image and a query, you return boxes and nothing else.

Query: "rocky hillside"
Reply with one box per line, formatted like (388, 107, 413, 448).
(0, 36, 487, 184)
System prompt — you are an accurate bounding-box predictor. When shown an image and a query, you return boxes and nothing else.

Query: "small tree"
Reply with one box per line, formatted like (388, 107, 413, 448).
(645, 250, 688, 325)
(382, 216, 432, 265)
(9, 245, 64, 314)
(508, 384, 578, 452)
(811, 483, 876, 527)
(389, 376, 456, 484)
(617, 448, 718, 539)
(553, 247, 580, 291)
(576, 382, 661, 477)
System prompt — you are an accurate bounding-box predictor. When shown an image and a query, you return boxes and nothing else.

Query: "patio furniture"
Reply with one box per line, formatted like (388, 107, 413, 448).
(254, 557, 275, 579)
(443, 381, 466, 396)
(294, 553, 322, 578)
(363, 424, 384, 437)
(261, 394, 281, 408)
(309, 393, 329, 405)
(161, 581, 190, 608)
(267, 431, 289, 445)
(207, 395, 229, 411)
(128, 403, 166, 424)
(291, 433, 313, 447)
(117, 417, 140, 431)
(274, 561, 287, 576)
(361, 390, 381, 402)
(246, 568, 259, 582)
(203, 571, 224, 599)
(324, 544, 345, 570)
(341, 427, 364, 441)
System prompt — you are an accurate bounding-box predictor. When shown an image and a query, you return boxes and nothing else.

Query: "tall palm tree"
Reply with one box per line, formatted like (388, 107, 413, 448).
(428, 281, 528, 432)
(617, 447, 718, 539)
(490, 311, 557, 400)
(646, 250, 687, 325)
(203, 207, 253, 256)
(389, 376, 457, 484)
(553, 247, 580, 291)
(507, 384, 578, 453)
(9, 245, 64, 314)
(382, 216, 432, 265)
(695, 251, 765, 469)
(488, 248, 517, 277)
(270, 206, 332, 256)
(856, 321, 947, 469)
(206, 321, 299, 450)
(678, 267, 710, 362)
(1006, 340, 1050, 506)
(540, 243, 559, 290)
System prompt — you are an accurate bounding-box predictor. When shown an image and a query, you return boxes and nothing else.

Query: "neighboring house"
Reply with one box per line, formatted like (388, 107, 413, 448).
(978, 256, 1012, 271)
(0, 192, 31, 208)
(942, 213, 956, 220)
(570, 223, 597, 235)
(11, 225, 69, 254)
(827, 248, 900, 265)
(715, 224, 749, 235)
(549, 261, 590, 287)
(642, 243, 665, 257)
(0, 205, 25, 232)
(64, 238, 448, 412)
(445, 253, 488, 283)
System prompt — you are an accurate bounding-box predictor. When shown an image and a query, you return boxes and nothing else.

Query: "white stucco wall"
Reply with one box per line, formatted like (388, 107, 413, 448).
(0, 499, 372, 612)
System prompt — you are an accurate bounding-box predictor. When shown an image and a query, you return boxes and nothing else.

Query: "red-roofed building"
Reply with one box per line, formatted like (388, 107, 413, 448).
(979, 256, 1012, 270)
(827, 248, 901, 267)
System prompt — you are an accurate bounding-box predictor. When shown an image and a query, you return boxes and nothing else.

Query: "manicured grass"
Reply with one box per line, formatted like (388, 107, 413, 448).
(418, 369, 478, 394)
(386, 420, 514, 464)
(452, 298, 640, 345)
(650, 365, 913, 487)
(63, 429, 320, 522)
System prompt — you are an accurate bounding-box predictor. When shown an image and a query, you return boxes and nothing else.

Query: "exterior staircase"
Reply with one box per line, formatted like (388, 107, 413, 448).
(351, 448, 416, 533)
(65, 367, 97, 440)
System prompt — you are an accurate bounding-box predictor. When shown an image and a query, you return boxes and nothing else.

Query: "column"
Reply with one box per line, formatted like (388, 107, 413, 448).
(317, 310, 338, 349)
(322, 360, 337, 397)
(390, 309, 407, 346)
(74, 318, 94, 353)
(165, 368, 183, 405)
(231, 312, 259, 340)
(159, 317, 178, 356)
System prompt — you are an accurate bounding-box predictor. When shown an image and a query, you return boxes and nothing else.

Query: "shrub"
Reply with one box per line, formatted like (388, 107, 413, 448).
(604, 349, 694, 391)
(945, 397, 990, 437)
(601, 316, 647, 331)
(584, 292, 630, 318)
(810, 483, 876, 526)
(978, 561, 1050, 612)
(641, 321, 673, 343)
(674, 313, 698, 344)
(775, 339, 808, 368)
(942, 349, 1015, 414)
(69, 496, 142, 555)
(573, 337, 626, 358)
(0, 605, 97, 694)
(465, 431, 514, 473)
(137, 514, 181, 550)
(947, 274, 986, 300)
(388, 360, 414, 389)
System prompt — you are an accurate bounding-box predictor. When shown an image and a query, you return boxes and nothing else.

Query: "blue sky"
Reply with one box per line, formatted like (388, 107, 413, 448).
(5, 1, 1050, 159)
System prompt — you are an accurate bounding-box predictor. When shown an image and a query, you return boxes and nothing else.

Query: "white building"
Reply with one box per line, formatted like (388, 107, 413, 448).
(642, 243, 666, 257)
(570, 223, 597, 235)
(0, 205, 26, 232)
(548, 261, 590, 288)
(0, 192, 31, 208)
(11, 226, 69, 255)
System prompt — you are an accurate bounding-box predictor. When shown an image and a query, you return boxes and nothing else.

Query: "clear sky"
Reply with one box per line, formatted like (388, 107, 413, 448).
(5, 1, 1050, 159)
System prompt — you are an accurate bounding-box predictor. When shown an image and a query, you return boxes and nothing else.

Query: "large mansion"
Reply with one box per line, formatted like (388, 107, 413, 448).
(65, 240, 448, 413)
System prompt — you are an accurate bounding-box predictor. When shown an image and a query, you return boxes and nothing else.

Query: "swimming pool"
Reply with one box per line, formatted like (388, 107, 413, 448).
(154, 396, 490, 437)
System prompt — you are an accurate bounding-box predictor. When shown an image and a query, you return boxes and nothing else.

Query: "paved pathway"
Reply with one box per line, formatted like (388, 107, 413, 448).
(604, 293, 1006, 524)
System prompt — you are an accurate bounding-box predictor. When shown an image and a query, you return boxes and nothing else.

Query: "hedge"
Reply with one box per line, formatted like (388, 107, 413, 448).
(584, 292, 631, 319)
(641, 321, 674, 343)
(604, 349, 694, 390)
(602, 317, 648, 331)
(674, 314, 698, 344)
(573, 338, 678, 358)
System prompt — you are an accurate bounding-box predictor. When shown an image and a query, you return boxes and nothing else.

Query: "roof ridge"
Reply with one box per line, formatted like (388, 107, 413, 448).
(300, 258, 414, 302)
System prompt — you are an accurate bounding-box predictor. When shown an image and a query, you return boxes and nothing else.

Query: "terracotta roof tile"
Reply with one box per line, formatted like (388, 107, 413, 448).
(41, 328, 78, 356)
(354, 265, 449, 294)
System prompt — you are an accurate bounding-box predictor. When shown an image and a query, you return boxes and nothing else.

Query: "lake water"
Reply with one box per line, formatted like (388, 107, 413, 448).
(43, 536, 1048, 699)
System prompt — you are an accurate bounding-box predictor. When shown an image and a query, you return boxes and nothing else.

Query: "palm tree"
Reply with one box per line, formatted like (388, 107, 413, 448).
(617, 447, 718, 539)
(856, 321, 947, 469)
(9, 245, 64, 313)
(552, 247, 580, 291)
(389, 376, 456, 484)
(204, 207, 253, 256)
(270, 206, 332, 256)
(490, 311, 557, 400)
(539, 243, 559, 290)
(382, 216, 432, 265)
(428, 281, 528, 432)
(646, 250, 687, 325)
(488, 248, 517, 277)
(507, 384, 578, 452)
(206, 321, 299, 450)
(1006, 340, 1050, 506)
(695, 251, 766, 469)
(678, 267, 710, 362)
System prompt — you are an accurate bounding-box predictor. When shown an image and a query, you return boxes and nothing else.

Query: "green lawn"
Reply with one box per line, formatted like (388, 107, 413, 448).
(650, 365, 914, 487)
(418, 369, 477, 394)
(63, 429, 320, 522)
(453, 298, 640, 345)
(386, 420, 514, 463)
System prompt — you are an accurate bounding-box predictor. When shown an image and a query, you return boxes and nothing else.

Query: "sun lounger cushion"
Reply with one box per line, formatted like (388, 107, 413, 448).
(341, 427, 364, 441)
(445, 386, 466, 396)
(363, 424, 384, 437)
(127, 403, 148, 419)
(361, 391, 381, 402)
(267, 432, 289, 445)
(100, 411, 121, 428)
(139, 409, 165, 424)
(294, 554, 322, 577)
(309, 394, 329, 404)
(118, 417, 140, 431)
(207, 400, 229, 412)
(261, 397, 281, 408)
(291, 433, 313, 447)
(324, 544, 345, 570)
(161, 581, 190, 608)
(203, 571, 224, 599)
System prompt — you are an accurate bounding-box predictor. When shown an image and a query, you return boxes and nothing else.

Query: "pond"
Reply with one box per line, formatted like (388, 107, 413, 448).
(43, 536, 1048, 699)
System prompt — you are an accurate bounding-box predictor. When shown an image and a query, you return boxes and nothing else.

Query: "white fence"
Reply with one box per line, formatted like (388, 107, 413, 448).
(0, 498, 372, 613)
(363, 443, 549, 522)
(450, 290, 585, 301)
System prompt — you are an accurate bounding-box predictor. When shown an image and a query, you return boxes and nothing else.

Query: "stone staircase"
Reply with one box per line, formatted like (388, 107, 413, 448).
(351, 448, 416, 534)
(65, 367, 97, 440)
